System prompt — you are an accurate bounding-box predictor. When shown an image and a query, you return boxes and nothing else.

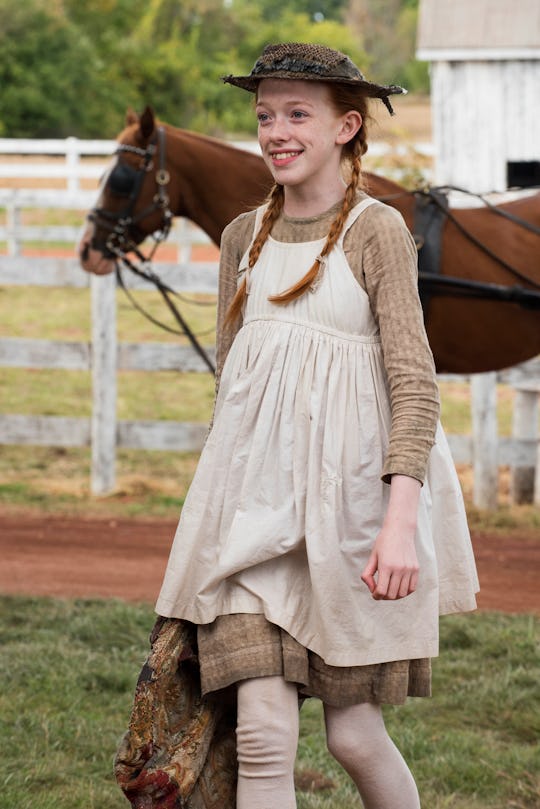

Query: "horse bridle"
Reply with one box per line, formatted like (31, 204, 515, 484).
(89, 125, 173, 261)
(88, 126, 216, 375)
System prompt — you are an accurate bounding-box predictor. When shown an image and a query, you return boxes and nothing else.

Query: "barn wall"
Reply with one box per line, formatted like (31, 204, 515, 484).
(430, 59, 540, 192)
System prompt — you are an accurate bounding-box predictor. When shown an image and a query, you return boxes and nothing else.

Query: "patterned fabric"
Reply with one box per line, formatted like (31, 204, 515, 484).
(114, 617, 237, 809)
(198, 614, 432, 707)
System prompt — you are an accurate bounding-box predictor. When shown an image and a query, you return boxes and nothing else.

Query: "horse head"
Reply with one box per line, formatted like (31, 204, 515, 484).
(79, 106, 174, 275)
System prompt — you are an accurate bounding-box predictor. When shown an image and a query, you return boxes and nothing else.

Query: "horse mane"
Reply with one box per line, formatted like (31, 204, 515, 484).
(117, 118, 261, 160)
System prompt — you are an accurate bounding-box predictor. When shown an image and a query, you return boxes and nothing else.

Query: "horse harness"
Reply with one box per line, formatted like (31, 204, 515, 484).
(412, 188, 448, 314)
(88, 127, 216, 375)
(409, 185, 540, 320)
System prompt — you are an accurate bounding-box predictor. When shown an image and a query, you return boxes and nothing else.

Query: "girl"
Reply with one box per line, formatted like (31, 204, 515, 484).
(156, 42, 479, 809)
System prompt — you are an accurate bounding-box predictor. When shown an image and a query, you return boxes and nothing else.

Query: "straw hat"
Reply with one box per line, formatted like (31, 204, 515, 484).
(222, 42, 406, 114)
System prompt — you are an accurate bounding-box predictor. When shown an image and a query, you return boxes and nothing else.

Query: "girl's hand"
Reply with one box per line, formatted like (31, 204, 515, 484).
(361, 475, 421, 600)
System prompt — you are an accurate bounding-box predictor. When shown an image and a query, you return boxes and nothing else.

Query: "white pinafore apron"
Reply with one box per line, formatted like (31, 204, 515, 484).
(156, 199, 479, 667)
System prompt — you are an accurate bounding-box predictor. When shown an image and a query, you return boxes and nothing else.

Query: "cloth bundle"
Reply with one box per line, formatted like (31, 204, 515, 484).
(114, 617, 237, 808)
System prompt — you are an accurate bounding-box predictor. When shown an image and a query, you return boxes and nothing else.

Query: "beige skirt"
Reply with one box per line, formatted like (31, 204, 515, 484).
(197, 614, 431, 707)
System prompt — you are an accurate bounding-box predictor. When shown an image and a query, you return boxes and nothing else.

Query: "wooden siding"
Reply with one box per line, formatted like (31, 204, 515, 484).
(430, 59, 540, 190)
(418, 0, 540, 52)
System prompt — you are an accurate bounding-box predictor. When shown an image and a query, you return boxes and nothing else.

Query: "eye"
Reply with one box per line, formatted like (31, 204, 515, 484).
(257, 112, 271, 124)
(108, 162, 138, 197)
(291, 110, 307, 120)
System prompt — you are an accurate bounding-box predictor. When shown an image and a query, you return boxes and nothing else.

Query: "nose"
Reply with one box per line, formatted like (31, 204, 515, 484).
(267, 116, 290, 143)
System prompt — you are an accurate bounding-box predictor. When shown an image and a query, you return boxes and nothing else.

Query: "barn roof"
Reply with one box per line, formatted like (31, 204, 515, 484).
(417, 0, 540, 60)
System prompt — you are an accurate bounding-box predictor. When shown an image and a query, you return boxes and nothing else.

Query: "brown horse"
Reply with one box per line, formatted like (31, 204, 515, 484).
(79, 107, 540, 374)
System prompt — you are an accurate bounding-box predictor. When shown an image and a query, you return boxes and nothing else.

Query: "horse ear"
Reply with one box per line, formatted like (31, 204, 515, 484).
(139, 106, 155, 141)
(125, 108, 139, 126)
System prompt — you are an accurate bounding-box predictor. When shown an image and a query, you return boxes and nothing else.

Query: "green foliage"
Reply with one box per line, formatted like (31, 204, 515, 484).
(61, 0, 148, 41)
(128, 0, 369, 136)
(345, 0, 429, 92)
(1, 597, 538, 808)
(0, 0, 427, 138)
(0, 0, 138, 137)
(235, 0, 348, 23)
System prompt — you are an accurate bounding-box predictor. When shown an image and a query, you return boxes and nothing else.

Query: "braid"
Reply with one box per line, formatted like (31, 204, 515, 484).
(248, 184, 284, 269)
(268, 137, 363, 305)
(224, 184, 284, 327)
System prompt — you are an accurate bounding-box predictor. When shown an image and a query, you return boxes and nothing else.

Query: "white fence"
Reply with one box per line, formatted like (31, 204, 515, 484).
(1, 138, 539, 507)
(0, 135, 236, 258)
(2, 257, 539, 507)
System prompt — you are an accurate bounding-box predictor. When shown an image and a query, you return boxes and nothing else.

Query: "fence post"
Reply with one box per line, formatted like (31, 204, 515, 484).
(91, 273, 117, 495)
(535, 420, 540, 508)
(6, 191, 21, 256)
(471, 372, 498, 510)
(65, 136, 80, 194)
(175, 217, 193, 264)
(510, 386, 539, 504)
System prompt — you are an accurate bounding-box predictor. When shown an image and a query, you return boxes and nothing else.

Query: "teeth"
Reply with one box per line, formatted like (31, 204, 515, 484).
(273, 152, 300, 159)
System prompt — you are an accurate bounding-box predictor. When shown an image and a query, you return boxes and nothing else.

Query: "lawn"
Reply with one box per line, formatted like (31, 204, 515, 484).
(1, 596, 538, 809)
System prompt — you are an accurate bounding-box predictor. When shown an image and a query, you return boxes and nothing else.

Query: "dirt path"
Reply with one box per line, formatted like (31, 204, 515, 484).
(1, 513, 538, 613)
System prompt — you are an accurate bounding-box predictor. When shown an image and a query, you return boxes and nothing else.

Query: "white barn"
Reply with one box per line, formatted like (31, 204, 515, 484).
(417, 0, 540, 192)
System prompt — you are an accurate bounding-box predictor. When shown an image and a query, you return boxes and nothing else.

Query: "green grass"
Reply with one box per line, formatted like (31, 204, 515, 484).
(1, 596, 538, 809)
(0, 446, 200, 518)
(0, 208, 88, 227)
(0, 286, 217, 344)
(0, 367, 215, 421)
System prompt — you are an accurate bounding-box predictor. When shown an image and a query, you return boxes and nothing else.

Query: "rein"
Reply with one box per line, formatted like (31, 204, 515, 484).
(89, 126, 216, 376)
(418, 272, 540, 309)
(114, 252, 216, 374)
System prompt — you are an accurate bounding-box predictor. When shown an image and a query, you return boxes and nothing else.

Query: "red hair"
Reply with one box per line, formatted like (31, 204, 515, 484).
(224, 84, 371, 327)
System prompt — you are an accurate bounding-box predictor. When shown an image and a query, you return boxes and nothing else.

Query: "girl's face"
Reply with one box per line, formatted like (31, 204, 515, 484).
(255, 79, 361, 201)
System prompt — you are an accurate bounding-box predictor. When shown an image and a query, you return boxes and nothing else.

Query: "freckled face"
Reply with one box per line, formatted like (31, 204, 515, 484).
(256, 79, 354, 197)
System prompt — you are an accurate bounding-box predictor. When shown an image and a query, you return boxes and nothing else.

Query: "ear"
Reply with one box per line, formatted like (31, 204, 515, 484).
(125, 107, 139, 126)
(139, 106, 156, 141)
(336, 111, 363, 145)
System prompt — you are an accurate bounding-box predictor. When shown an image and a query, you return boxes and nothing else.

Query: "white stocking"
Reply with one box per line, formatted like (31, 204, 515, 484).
(324, 701, 420, 809)
(236, 676, 299, 809)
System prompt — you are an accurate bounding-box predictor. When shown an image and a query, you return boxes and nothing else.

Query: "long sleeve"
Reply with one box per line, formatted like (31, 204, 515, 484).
(343, 203, 440, 483)
(214, 211, 257, 396)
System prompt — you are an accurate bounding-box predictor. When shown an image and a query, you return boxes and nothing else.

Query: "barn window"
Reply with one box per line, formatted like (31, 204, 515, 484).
(506, 161, 540, 189)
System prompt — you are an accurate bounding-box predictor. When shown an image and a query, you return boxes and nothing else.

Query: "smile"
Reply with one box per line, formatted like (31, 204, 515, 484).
(270, 150, 303, 165)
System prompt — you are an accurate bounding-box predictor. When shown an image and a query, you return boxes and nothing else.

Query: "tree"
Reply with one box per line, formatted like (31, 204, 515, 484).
(61, 0, 147, 42)
(230, 0, 348, 22)
(129, 0, 368, 135)
(345, 0, 428, 92)
(0, 0, 422, 138)
(0, 0, 138, 136)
